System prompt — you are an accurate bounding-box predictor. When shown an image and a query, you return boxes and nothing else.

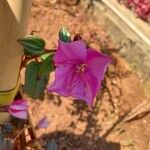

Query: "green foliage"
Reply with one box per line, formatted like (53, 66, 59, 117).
(47, 140, 57, 150)
(39, 54, 54, 76)
(25, 61, 40, 98)
(25, 54, 54, 99)
(18, 35, 45, 55)
(59, 26, 71, 43)
(34, 74, 49, 99)
(41, 53, 52, 60)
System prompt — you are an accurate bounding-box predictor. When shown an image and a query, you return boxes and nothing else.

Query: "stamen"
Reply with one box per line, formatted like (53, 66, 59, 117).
(76, 64, 87, 73)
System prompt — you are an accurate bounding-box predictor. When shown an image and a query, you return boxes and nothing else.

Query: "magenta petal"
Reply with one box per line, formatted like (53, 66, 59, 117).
(86, 49, 112, 81)
(71, 74, 101, 106)
(9, 108, 23, 113)
(9, 110, 27, 119)
(36, 117, 49, 128)
(48, 64, 74, 96)
(84, 74, 101, 105)
(54, 40, 87, 64)
(9, 100, 28, 119)
(12, 100, 27, 106)
(9, 104, 27, 111)
(71, 74, 86, 100)
(70, 74, 96, 106)
(10, 100, 27, 110)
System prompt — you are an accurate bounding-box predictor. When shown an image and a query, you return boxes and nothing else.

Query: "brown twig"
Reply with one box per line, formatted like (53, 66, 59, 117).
(13, 125, 29, 142)
(44, 48, 56, 53)
(122, 100, 150, 123)
(102, 111, 130, 138)
(20, 49, 55, 68)
(19, 129, 27, 150)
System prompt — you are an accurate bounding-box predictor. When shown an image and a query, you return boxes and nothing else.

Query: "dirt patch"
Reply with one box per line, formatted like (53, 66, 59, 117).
(26, 1, 150, 150)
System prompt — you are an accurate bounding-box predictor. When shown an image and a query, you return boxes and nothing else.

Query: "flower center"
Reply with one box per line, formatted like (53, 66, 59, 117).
(76, 64, 87, 73)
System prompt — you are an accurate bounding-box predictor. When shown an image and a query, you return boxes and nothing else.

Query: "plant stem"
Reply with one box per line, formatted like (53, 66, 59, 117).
(19, 88, 43, 150)
(20, 49, 55, 68)
(13, 125, 29, 141)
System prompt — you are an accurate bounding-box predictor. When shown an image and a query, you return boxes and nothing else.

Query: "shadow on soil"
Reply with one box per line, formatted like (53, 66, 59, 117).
(43, 130, 120, 150)
(46, 93, 122, 150)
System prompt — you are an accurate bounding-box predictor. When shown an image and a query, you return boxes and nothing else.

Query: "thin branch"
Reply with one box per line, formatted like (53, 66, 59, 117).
(20, 49, 55, 68)
(13, 125, 29, 142)
(102, 111, 130, 138)
(44, 49, 56, 53)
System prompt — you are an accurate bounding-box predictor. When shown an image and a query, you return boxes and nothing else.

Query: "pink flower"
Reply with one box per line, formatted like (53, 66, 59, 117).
(48, 40, 112, 106)
(9, 100, 28, 119)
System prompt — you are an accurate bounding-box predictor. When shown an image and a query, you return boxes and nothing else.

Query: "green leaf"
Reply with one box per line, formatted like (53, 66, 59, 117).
(25, 62, 40, 98)
(34, 74, 49, 99)
(47, 140, 57, 150)
(25, 59, 53, 99)
(59, 26, 71, 43)
(41, 53, 51, 60)
(18, 35, 45, 55)
(39, 54, 54, 76)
